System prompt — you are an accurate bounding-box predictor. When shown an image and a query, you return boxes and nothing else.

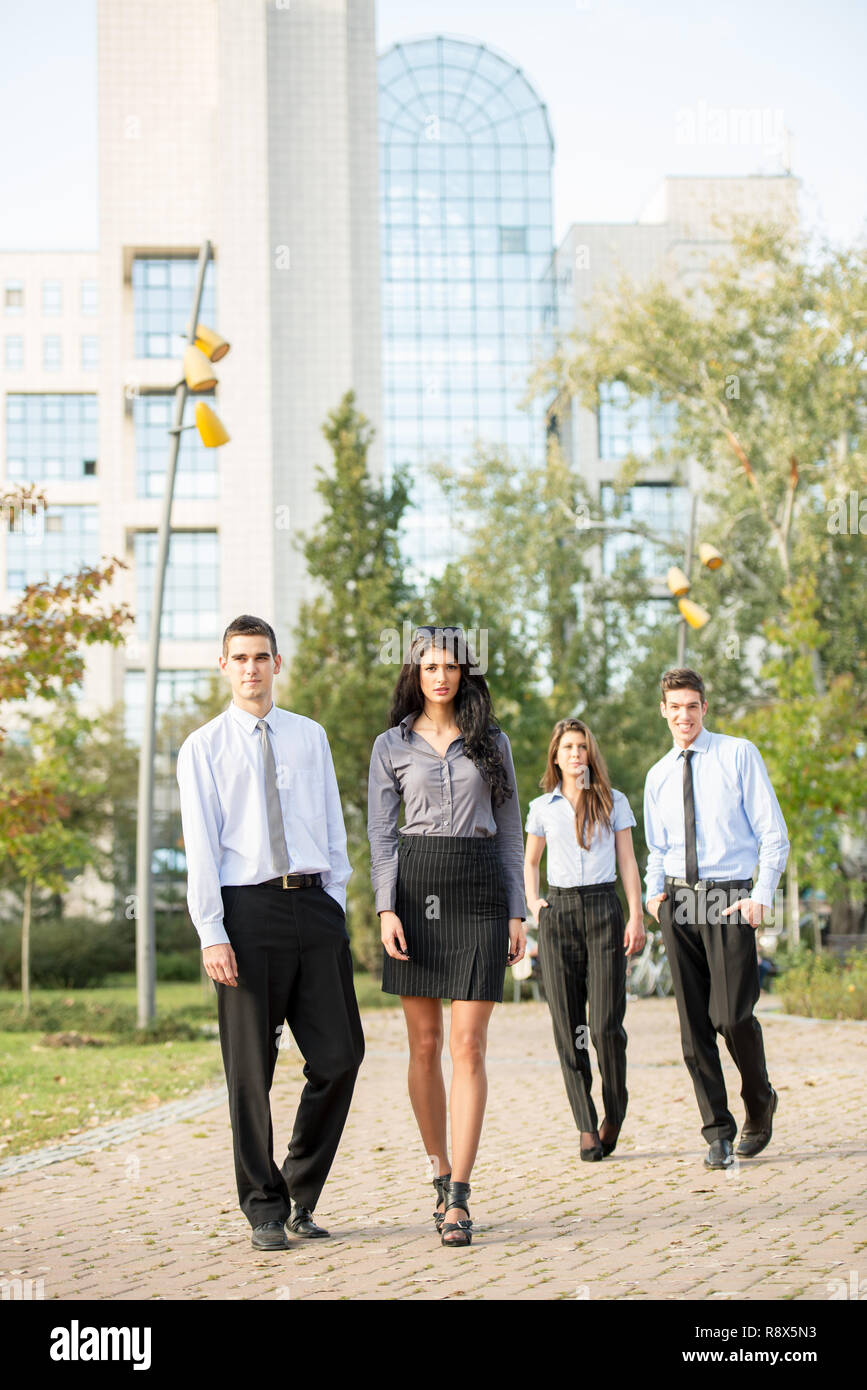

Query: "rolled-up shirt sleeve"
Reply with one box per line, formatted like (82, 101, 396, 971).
(176, 736, 229, 950)
(367, 733, 402, 914)
(493, 732, 527, 920)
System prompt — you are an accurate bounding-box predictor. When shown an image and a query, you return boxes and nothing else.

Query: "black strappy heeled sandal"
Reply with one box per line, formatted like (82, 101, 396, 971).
(440, 1180, 473, 1248)
(432, 1171, 451, 1234)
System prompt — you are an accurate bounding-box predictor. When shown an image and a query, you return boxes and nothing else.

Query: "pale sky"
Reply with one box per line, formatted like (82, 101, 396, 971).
(0, 0, 864, 250)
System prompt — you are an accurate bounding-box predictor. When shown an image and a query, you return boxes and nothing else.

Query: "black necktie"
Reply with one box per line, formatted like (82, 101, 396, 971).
(682, 749, 699, 887)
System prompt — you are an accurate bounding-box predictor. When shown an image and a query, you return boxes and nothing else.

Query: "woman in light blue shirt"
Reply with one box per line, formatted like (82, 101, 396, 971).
(525, 719, 645, 1161)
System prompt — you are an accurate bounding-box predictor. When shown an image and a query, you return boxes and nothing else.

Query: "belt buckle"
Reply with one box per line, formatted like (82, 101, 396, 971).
(282, 874, 289, 890)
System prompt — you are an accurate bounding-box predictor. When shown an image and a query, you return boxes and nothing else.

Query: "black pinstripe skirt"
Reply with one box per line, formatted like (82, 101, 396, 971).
(382, 834, 510, 1002)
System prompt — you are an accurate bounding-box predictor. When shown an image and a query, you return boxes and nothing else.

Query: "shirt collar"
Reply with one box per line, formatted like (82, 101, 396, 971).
(398, 710, 496, 741)
(546, 781, 567, 802)
(229, 699, 277, 733)
(672, 726, 712, 759)
(398, 709, 422, 740)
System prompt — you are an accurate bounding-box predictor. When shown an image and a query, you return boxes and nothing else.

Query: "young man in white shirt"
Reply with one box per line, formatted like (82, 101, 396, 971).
(176, 615, 364, 1250)
(643, 667, 789, 1171)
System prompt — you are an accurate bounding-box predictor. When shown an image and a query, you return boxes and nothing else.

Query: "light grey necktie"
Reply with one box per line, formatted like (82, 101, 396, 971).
(256, 718, 291, 875)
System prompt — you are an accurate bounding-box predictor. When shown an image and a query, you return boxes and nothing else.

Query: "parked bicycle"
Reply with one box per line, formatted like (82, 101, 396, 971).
(627, 928, 673, 999)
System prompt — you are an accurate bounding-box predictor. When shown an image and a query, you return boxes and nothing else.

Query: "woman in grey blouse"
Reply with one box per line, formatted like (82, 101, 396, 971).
(368, 626, 526, 1247)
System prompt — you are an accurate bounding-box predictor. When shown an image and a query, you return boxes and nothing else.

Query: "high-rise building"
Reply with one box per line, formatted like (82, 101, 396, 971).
(378, 36, 554, 580)
(0, 0, 382, 748)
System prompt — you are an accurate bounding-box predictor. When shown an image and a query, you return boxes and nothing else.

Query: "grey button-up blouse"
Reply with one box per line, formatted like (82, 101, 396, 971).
(367, 710, 527, 919)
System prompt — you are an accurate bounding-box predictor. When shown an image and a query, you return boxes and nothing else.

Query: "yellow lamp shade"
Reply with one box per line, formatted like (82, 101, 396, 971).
(666, 566, 691, 598)
(184, 344, 218, 391)
(698, 542, 723, 570)
(194, 323, 230, 362)
(678, 597, 711, 630)
(195, 401, 230, 447)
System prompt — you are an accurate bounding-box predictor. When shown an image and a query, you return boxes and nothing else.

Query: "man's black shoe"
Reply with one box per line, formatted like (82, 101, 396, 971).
(704, 1138, 734, 1169)
(287, 1204, 330, 1238)
(251, 1219, 291, 1250)
(736, 1087, 778, 1158)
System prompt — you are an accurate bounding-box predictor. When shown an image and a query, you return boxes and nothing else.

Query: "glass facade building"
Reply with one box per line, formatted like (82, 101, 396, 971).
(6, 394, 98, 482)
(134, 530, 219, 641)
(132, 257, 216, 359)
(134, 392, 218, 499)
(378, 36, 554, 577)
(600, 481, 688, 578)
(597, 381, 677, 464)
(7, 505, 99, 592)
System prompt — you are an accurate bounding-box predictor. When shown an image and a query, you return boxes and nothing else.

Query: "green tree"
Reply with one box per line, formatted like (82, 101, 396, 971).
(721, 577, 866, 943)
(532, 222, 867, 699)
(0, 704, 111, 1013)
(530, 221, 867, 907)
(285, 392, 417, 968)
(0, 495, 132, 1006)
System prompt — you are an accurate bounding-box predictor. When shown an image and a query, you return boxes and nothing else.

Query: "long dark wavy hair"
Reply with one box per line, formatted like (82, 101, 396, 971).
(387, 626, 513, 808)
(540, 718, 614, 850)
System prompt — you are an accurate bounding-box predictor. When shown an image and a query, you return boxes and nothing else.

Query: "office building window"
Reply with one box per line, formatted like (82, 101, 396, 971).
(42, 280, 62, 316)
(123, 668, 215, 744)
(132, 257, 216, 358)
(42, 335, 62, 370)
(600, 482, 688, 577)
(598, 381, 677, 461)
(80, 279, 99, 315)
(134, 392, 218, 499)
(499, 226, 528, 254)
(4, 280, 24, 314)
(4, 336, 23, 371)
(6, 505, 99, 592)
(5, 394, 99, 482)
(81, 335, 99, 370)
(134, 530, 219, 640)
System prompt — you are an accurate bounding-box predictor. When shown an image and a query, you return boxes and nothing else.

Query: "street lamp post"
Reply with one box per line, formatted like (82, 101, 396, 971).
(558, 495, 721, 663)
(134, 240, 219, 1028)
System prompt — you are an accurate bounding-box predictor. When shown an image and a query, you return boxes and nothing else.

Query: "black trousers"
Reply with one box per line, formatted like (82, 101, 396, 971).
(537, 884, 628, 1134)
(217, 882, 365, 1226)
(659, 878, 772, 1144)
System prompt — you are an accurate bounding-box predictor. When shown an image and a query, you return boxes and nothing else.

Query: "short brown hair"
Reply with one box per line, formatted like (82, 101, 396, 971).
(661, 667, 705, 702)
(222, 615, 277, 658)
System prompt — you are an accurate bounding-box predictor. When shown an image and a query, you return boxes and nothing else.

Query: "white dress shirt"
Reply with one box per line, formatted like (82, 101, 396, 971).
(643, 727, 789, 908)
(525, 784, 636, 886)
(176, 700, 352, 949)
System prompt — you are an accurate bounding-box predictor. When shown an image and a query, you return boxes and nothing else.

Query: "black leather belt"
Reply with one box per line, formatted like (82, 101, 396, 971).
(254, 873, 323, 890)
(548, 881, 617, 896)
(665, 876, 752, 893)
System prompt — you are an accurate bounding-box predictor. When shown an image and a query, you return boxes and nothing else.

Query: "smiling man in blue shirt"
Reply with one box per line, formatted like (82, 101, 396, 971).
(643, 667, 789, 1171)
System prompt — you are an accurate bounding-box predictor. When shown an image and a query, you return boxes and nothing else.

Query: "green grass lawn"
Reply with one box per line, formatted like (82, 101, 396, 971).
(0, 972, 392, 1159)
(0, 1032, 226, 1158)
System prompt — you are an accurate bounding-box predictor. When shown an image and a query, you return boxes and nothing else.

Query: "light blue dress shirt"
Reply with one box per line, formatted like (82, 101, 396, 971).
(525, 784, 636, 886)
(643, 727, 789, 908)
(176, 701, 352, 948)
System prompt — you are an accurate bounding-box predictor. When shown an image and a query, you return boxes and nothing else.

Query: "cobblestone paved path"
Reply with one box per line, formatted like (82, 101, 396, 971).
(1, 997, 864, 1301)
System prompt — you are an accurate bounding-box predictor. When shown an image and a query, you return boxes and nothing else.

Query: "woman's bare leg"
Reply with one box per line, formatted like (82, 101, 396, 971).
(444, 999, 495, 1238)
(401, 996, 450, 1210)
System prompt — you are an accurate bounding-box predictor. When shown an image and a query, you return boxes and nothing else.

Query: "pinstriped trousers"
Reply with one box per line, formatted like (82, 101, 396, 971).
(537, 884, 628, 1133)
